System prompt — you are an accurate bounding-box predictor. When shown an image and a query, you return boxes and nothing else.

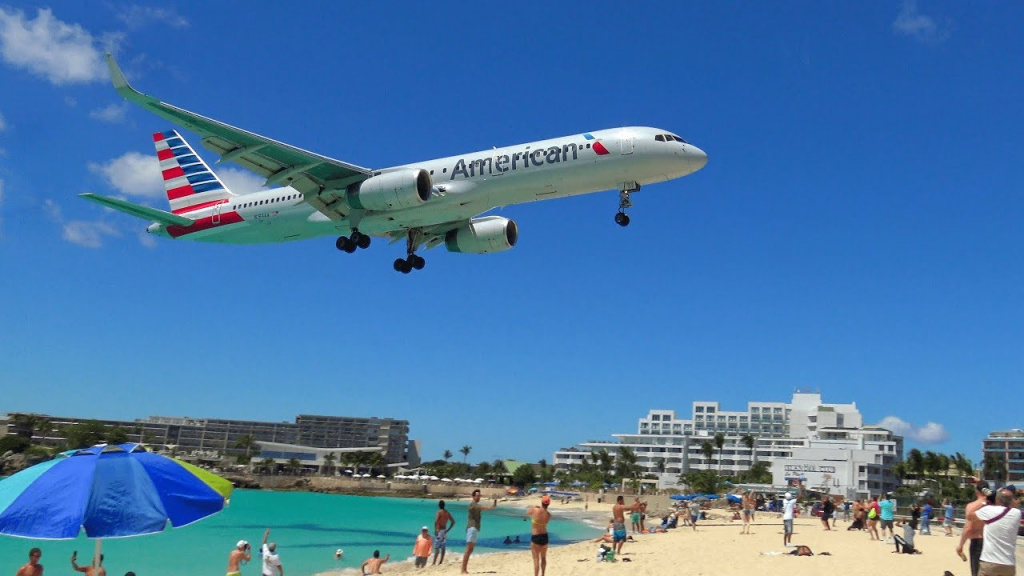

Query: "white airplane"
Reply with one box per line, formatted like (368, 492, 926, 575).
(83, 55, 707, 273)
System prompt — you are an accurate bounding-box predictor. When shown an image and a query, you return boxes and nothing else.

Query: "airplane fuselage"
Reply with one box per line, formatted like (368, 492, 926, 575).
(149, 126, 706, 244)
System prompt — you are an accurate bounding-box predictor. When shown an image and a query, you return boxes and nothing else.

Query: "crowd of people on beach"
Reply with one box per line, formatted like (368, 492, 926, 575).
(13, 548, 139, 576)
(13, 480, 1020, 576)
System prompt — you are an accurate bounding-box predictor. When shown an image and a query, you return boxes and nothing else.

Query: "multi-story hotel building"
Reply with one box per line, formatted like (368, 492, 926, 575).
(982, 429, 1024, 482)
(553, 391, 902, 498)
(3, 412, 418, 467)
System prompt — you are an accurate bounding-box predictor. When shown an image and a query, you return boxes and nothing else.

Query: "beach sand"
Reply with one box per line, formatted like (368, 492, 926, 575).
(321, 498, 1022, 576)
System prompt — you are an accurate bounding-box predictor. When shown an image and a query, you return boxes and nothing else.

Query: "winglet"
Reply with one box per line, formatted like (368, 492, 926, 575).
(106, 53, 144, 102)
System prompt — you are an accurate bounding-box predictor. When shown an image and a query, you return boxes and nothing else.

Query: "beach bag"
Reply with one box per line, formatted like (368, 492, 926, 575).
(868, 507, 877, 519)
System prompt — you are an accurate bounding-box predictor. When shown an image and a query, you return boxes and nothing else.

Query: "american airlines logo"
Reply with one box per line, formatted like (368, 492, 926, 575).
(450, 135, 608, 180)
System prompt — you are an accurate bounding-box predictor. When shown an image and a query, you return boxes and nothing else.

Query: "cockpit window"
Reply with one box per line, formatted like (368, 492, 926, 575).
(655, 134, 665, 142)
(670, 135, 688, 143)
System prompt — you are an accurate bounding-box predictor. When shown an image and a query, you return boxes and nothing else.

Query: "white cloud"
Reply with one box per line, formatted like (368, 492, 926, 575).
(137, 230, 157, 248)
(46, 198, 123, 248)
(893, 1, 952, 44)
(877, 416, 950, 445)
(0, 8, 107, 85)
(116, 6, 189, 29)
(43, 198, 63, 222)
(88, 151, 163, 199)
(89, 102, 128, 124)
(0, 111, 6, 131)
(62, 220, 120, 248)
(218, 167, 267, 195)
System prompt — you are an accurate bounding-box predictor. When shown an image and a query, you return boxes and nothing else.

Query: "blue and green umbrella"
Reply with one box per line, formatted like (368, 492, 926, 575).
(0, 443, 234, 565)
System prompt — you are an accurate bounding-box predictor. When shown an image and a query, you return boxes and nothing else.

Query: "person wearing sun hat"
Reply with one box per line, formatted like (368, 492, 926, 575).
(226, 539, 251, 576)
(413, 526, 432, 568)
(526, 495, 552, 576)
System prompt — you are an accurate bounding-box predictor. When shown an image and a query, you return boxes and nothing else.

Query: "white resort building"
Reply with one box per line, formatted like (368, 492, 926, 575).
(552, 390, 903, 498)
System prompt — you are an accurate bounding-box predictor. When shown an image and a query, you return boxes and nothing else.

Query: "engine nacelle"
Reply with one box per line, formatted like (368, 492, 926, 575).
(444, 216, 518, 254)
(347, 169, 432, 211)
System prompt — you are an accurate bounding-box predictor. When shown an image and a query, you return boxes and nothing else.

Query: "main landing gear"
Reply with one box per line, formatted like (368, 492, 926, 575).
(393, 229, 425, 274)
(336, 230, 371, 253)
(615, 182, 640, 227)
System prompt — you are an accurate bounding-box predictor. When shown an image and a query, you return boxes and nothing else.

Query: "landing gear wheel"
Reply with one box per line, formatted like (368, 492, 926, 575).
(393, 258, 412, 273)
(336, 237, 356, 252)
(356, 234, 371, 249)
(615, 212, 631, 227)
(410, 255, 425, 270)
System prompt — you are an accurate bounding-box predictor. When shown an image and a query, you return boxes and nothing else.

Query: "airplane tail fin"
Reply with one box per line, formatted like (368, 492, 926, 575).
(154, 130, 235, 215)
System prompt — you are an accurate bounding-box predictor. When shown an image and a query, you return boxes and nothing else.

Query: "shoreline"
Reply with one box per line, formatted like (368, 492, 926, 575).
(305, 492, 612, 576)
(313, 512, 1024, 576)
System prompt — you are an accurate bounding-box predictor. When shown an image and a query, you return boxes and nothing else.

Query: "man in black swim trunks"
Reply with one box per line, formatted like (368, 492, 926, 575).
(526, 495, 551, 576)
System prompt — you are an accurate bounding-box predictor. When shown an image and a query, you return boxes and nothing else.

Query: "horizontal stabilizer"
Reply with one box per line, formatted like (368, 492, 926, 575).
(79, 193, 194, 226)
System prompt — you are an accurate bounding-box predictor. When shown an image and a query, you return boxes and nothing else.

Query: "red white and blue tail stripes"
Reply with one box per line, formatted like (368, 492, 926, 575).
(153, 130, 233, 215)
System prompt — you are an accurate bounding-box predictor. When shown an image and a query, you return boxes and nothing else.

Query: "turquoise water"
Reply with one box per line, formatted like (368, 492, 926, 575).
(0, 490, 601, 575)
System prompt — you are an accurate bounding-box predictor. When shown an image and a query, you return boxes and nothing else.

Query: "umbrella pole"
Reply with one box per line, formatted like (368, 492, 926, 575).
(93, 538, 102, 569)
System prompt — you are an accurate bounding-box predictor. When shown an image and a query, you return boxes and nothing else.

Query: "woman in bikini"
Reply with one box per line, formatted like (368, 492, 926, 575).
(526, 495, 552, 576)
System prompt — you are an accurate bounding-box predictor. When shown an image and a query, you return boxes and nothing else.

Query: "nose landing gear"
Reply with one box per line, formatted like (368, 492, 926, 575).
(615, 182, 640, 227)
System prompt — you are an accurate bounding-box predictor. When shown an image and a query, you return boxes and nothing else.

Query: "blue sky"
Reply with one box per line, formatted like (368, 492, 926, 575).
(0, 2, 1021, 466)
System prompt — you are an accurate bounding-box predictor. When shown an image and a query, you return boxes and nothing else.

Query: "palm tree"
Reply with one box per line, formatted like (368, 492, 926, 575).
(491, 459, 508, 483)
(323, 452, 336, 475)
(654, 457, 666, 474)
(714, 433, 725, 475)
(983, 453, 1006, 483)
(741, 434, 756, 465)
(475, 461, 491, 477)
(907, 449, 925, 480)
(954, 452, 974, 479)
(923, 451, 940, 477)
(260, 457, 275, 474)
(616, 446, 639, 480)
(460, 445, 472, 464)
(286, 458, 302, 475)
(443, 449, 453, 462)
(235, 434, 258, 463)
(597, 449, 615, 482)
(892, 461, 908, 483)
(366, 453, 385, 475)
(701, 441, 714, 469)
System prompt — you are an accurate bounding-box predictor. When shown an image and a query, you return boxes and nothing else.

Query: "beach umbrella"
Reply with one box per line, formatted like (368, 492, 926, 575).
(376, 475, 386, 479)
(528, 487, 538, 492)
(726, 494, 742, 504)
(429, 475, 439, 481)
(0, 443, 232, 569)
(441, 478, 452, 482)
(473, 478, 484, 483)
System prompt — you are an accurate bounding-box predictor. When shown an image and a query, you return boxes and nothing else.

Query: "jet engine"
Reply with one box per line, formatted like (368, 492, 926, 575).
(444, 216, 518, 254)
(347, 169, 432, 211)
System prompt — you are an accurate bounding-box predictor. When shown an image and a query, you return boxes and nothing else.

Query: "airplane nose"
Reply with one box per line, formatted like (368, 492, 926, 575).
(688, 145, 708, 171)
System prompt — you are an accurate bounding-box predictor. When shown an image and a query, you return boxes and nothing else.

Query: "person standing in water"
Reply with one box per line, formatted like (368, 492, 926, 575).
(461, 490, 498, 574)
(526, 495, 552, 576)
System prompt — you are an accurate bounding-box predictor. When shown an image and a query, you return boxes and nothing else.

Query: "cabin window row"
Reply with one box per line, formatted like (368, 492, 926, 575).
(233, 193, 300, 211)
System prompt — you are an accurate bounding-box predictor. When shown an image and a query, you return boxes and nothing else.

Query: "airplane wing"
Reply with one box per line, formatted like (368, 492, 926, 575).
(106, 54, 372, 222)
(80, 193, 194, 226)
